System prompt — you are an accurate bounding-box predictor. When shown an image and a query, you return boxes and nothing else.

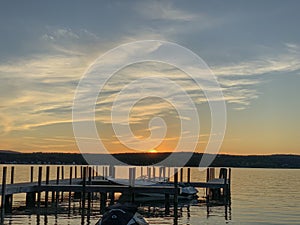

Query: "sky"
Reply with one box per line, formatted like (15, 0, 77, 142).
(0, 0, 300, 155)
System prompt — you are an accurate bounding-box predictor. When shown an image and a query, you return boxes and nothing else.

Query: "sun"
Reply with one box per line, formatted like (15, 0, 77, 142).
(148, 149, 158, 153)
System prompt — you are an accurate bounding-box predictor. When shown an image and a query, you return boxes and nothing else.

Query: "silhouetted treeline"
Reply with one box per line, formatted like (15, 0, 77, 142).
(0, 151, 299, 168)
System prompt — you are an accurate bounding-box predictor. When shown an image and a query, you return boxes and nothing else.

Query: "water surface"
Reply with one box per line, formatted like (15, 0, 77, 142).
(0, 166, 299, 224)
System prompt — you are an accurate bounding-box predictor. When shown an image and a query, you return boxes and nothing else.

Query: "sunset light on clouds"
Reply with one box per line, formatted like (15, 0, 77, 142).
(0, 1, 300, 155)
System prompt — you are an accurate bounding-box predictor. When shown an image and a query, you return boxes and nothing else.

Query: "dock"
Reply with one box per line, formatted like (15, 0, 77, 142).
(0, 165, 231, 224)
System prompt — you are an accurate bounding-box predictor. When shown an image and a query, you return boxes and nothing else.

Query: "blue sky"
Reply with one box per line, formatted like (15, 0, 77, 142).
(0, 1, 300, 154)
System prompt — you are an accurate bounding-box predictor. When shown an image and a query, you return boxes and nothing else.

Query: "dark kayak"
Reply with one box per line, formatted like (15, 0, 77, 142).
(95, 203, 149, 225)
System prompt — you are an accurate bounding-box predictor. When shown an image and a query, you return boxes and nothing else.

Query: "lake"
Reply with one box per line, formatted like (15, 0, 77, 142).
(0, 165, 299, 224)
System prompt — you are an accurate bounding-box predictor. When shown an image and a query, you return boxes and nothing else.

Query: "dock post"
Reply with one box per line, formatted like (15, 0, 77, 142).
(174, 168, 178, 225)
(1, 167, 7, 222)
(102, 166, 105, 179)
(81, 167, 86, 216)
(140, 167, 143, 177)
(75, 166, 77, 179)
(108, 165, 115, 204)
(37, 167, 42, 210)
(45, 166, 50, 209)
(96, 166, 99, 177)
(206, 168, 217, 201)
(100, 192, 106, 214)
(51, 167, 55, 204)
(87, 167, 92, 215)
(223, 168, 228, 203)
(109, 191, 115, 206)
(228, 168, 232, 204)
(68, 167, 73, 211)
(147, 167, 151, 181)
(187, 168, 191, 183)
(165, 193, 170, 215)
(159, 167, 162, 181)
(30, 166, 34, 182)
(129, 167, 136, 202)
(81, 167, 86, 224)
(180, 167, 183, 183)
(92, 166, 95, 179)
(26, 167, 36, 208)
(61, 166, 64, 202)
(105, 166, 108, 179)
(5, 166, 14, 213)
(109, 165, 115, 178)
(55, 166, 60, 207)
(162, 167, 166, 181)
(206, 168, 209, 201)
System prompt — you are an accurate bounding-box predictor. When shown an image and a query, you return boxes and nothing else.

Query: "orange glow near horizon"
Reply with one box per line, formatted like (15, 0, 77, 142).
(148, 149, 158, 153)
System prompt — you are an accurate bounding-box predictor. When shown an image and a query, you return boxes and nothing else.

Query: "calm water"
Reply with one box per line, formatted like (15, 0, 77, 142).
(0, 165, 299, 225)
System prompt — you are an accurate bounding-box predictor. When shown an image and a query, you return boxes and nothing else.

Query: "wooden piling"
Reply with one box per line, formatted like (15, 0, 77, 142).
(108, 166, 115, 204)
(222, 168, 228, 203)
(92, 166, 95, 179)
(61, 166, 64, 202)
(228, 168, 231, 198)
(167, 167, 170, 182)
(81, 167, 86, 215)
(45, 166, 50, 209)
(55, 166, 60, 206)
(206, 168, 210, 201)
(10, 167, 14, 184)
(96, 166, 99, 177)
(30, 166, 34, 183)
(37, 167, 42, 210)
(105, 166, 108, 179)
(87, 167, 92, 214)
(5, 166, 14, 213)
(109, 191, 115, 205)
(187, 168, 191, 183)
(174, 168, 178, 225)
(26, 167, 36, 208)
(147, 167, 151, 181)
(1, 167, 7, 222)
(159, 167, 162, 181)
(68, 167, 73, 210)
(162, 167, 166, 181)
(180, 168, 183, 183)
(100, 192, 106, 214)
(75, 166, 77, 179)
(140, 167, 143, 177)
(129, 167, 136, 202)
(165, 193, 170, 215)
(109, 165, 115, 178)
(81, 167, 87, 224)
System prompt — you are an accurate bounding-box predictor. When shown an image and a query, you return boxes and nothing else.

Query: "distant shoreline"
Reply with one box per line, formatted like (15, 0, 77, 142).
(0, 152, 299, 168)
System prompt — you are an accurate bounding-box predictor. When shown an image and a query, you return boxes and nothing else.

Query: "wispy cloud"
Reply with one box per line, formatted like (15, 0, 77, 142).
(134, 1, 198, 22)
(209, 43, 300, 109)
(212, 44, 300, 77)
(0, 54, 87, 133)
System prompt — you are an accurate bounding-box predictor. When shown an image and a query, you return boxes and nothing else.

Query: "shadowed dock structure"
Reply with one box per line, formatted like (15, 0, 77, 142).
(0, 165, 231, 224)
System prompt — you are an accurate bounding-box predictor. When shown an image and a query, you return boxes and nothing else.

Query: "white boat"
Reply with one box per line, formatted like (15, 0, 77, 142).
(107, 176, 198, 198)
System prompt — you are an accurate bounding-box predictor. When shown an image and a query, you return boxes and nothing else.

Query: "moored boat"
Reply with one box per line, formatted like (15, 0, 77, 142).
(107, 176, 198, 199)
(95, 203, 148, 225)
